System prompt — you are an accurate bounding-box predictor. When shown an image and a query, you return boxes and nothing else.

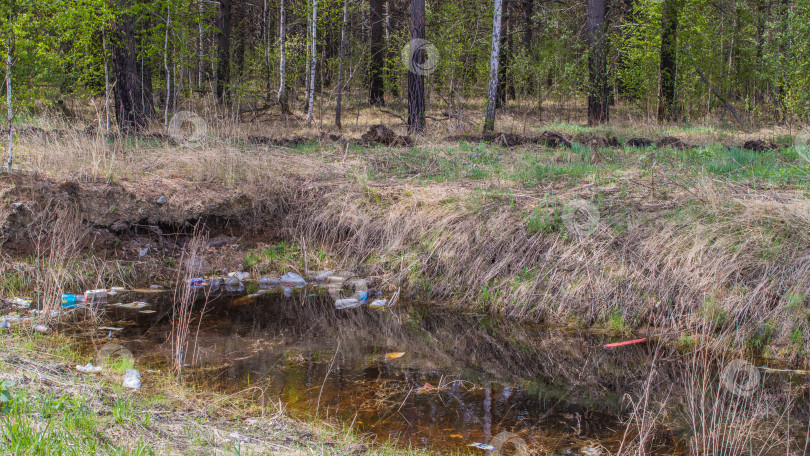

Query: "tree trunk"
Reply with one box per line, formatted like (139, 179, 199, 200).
(163, 5, 171, 130)
(483, 0, 503, 133)
(103, 31, 111, 132)
(587, 0, 609, 124)
(6, 39, 12, 172)
(216, 0, 232, 104)
(369, 0, 385, 106)
(278, 0, 288, 114)
(496, 2, 512, 107)
(306, 0, 317, 127)
(658, 0, 680, 121)
(407, 0, 426, 132)
(522, 0, 534, 94)
(112, 0, 151, 133)
(335, 0, 348, 129)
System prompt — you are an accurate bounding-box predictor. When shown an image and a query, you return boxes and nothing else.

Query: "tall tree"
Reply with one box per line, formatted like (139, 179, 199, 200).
(215, 0, 232, 104)
(111, 0, 152, 133)
(335, 0, 348, 128)
(277, 0, 288, 115)
(587, 0, 609, 124)
(369, 0, 385, 105)
(483, 0, 503, 133)
(407, 0, 426, 132)
(306, 0, 317, 127)
(658, 0, 680, 121)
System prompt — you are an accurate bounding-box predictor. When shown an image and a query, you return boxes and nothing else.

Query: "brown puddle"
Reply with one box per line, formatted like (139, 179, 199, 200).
(75, 287, 777, 454)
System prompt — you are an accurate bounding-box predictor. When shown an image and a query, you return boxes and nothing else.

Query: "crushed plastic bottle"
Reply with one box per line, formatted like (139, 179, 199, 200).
(281, 272, 307, 288)
(259, 277, 280, 288)
(312, 271, 334, 282)
(224, 277, 242, 292)
(335, 298, 361, 309)
(61, 294, 86, 309)
(283, 285, 293, 298)
(228, 271, 251, 281)
(122, 369, 141, 389)
(84, 289, 108, 306)
(369, 299, 390, 309)
(76, 363, 102, 374)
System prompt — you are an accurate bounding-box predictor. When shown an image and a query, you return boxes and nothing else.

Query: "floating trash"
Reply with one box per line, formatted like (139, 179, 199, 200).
(139, 310, 156, 314)
(76, 363, 102, 374)
(386, 352, 405, 360)
(281, 272, 307, 288)
(259, 277, 280, 288)
(335, 298, 361, 309)
(0, 320, 10, 330)
(108, 287, 126, 296)
(369, 299, 390, 309)
(4, 297, 32, 308)
(468, 442, 496, 451)
(33, 324, 49, 333)
(113, 301, 150, 310)
(99, 326, 123, 331)
(228, 271, 251, 281)
(312, 271, 334, 282)
(84, 289, 108, 306)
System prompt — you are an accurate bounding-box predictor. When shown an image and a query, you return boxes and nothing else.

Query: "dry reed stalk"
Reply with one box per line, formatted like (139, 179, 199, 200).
(170, 225, 209, 378)
(32, 206, 86, 323)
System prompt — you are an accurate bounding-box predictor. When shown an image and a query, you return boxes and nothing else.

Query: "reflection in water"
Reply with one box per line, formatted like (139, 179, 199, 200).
(84, 288, 809, 454)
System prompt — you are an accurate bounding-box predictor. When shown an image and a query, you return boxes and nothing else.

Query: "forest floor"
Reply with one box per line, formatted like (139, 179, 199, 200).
(2, 105, 810, 453)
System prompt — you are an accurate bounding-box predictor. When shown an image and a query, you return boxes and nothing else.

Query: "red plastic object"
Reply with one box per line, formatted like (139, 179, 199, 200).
(603, 338, 647, 348)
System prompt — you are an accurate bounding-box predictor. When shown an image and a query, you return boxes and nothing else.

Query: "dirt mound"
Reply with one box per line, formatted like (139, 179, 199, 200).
(445, 130, 572, 148)
(247, 133, 341, 147)
(742, 139, 778, 151)
(0, 174, 287, 255)
(626, 137, 654, 148)
(573, 133, 619, 148)
(359, 124, 413, 146)
(655, 136, 689, 149)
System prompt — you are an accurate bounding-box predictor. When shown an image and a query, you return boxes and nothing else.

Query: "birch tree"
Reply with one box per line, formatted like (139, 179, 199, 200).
(278, 0, 287, 114)
(306, 0, 317, 127)
(483, 0, 503, 133)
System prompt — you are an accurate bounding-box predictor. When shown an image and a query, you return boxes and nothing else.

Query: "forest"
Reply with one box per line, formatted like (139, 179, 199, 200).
(2, 0, 810, 140)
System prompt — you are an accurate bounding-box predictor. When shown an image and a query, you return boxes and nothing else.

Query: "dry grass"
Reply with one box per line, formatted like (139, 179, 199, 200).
(7, 109, 810, 362)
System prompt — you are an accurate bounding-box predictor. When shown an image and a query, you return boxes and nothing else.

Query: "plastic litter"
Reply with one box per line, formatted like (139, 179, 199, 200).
(114, 301, 149, 310)
(224, 277, 243, 292)
(3, 315, 21, 322)
(122, 369, 141, 389)
(76, 363, 102, 374)
(33, 324, 49, 333)
(187, 278, 206, 289)
(139, 310, 156, 314)
(61, 294, 85, 309)
(312, 271, 334, 282)
(0, 320, 10, 329)
(108, 287, 126, 296)
(603, 338, 646, 348)
(4, 297, 32, 308)
(84, 289, 108, 306)
(354, 290, 369, 303)
(475, 314, 487, 317)
(99, 327, 123, 331)
(259, 277, 280, 288)
(139, 248, 149, 257)
(149, 284, 165, 290)
(228, 271, 251, 281)
(281, 272, 307, 288)
(369, 299, 390, 309)
(386, 352, 405, 360)
(335, 298, 361, 309)
(468, 443, 497, 451)
(283, 285, 293, 298)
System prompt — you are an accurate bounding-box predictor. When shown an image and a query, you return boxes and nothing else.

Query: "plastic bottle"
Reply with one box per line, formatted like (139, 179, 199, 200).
(61, 294, 86, 309)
